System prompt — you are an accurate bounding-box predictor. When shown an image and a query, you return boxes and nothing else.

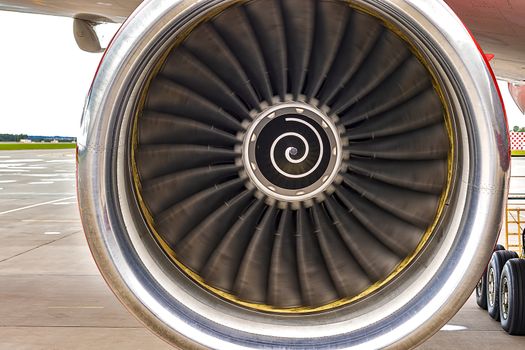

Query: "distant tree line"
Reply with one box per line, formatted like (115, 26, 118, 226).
(0, 134, 76, 142)
(0, 134, 28, 142)
(513, 126, 525, 132)
(28, 135, 76, 142)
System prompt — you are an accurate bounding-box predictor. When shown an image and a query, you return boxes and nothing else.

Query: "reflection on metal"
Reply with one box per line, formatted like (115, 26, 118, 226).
(509, 83, 525, 115)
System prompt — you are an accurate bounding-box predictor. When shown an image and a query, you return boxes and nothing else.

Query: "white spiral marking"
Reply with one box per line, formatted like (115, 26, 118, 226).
(269, 118, 324, 179)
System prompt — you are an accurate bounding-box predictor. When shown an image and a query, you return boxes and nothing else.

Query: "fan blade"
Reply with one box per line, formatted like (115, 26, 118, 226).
(317, 10, 383, 106)
(182, 22, 260, 109)
(281, 0, 315, 99)
(141, 165, 240, 214)
(146, 78, 243, 132)
(312, 203, 371, 297)
(342, 173, 439, 229)
(268, 209, 302, 308)
(174, 189, 255, 272)
(345, 90, 443, 140)
(136, 145, 237, 181)
(139, 111, 240, 147)
(296, 206, 339, 307)
(329, 30, 410, 115)
(325, 197, 399, 281)
(202, 199, 266, 291)
(234, 207, 278, 304)
(334, 185, 422, 257)
(213, 5, 273, 104)
(347, 158, 447, 194)
(245, 0, 287, 100)
(346, 123, 449, 160)
(341, 57, 433, 125)
(304, 0, 349, 100)
(161, 48, 251, 119)
(156, 178, 245, 247)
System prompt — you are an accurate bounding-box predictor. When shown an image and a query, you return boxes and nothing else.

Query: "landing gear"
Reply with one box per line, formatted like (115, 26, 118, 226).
(487, 250, 519, 320)
(473, 221, 525, 336)
(500, 259, 525, 335)
(476, 244, 506, 309)
(476, 276, 488, 309)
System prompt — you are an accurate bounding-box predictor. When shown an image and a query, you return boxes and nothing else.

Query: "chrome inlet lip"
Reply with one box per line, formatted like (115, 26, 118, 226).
(77, 0, 509, 349)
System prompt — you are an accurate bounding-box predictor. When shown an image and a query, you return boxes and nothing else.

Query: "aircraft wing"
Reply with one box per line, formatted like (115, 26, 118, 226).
(0, 0, 524, 83)
(0, 0, 140, 23)
(447, 0, 525, 82)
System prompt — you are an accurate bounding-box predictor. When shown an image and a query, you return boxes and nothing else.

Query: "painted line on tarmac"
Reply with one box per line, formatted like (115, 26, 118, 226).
(46, 159, 75, 163)
(0, 231, 80, 264)
(22, 219, 78, 223)
(47, 306, 104, 309)
(441, 324, 467, 331)
(0, 196, 76, 215)
(0, 192, 76, 195)
(0, 169, 29, 172)
(0, 159, 41, 163)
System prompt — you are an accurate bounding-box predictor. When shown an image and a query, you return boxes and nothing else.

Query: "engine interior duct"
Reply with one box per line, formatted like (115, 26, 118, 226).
(78, 0, 509, 348)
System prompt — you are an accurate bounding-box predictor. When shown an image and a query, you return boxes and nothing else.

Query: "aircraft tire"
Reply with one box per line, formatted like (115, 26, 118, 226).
(500, 259, 525, 335)
(477, 244, 506, 309)
(476, 274, 488, 309)
(487, 250, 519, 320)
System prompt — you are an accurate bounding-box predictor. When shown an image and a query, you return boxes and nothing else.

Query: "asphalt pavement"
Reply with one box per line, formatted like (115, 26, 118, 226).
(0, 149, 524, 349)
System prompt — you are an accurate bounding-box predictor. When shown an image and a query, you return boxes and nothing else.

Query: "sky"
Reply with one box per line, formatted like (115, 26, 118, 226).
(0, 10, 523, 137)
(0, 10, 103, 137)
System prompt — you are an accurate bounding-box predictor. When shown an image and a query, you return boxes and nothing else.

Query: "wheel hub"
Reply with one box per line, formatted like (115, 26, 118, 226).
(242, 102, 344, 203)
(476, 279, 482, 295)
(502, 276, 509, 320)
(488, 268, 495, 307)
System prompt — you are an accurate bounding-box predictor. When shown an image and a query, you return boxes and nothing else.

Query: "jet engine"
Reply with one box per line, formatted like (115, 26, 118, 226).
(78, 0, 509, 348)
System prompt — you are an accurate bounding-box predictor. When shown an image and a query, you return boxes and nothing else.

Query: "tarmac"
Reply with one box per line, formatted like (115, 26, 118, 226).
(0, 149, 524, 350)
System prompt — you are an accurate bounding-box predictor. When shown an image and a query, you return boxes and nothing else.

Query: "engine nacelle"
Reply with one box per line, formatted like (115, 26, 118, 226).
(78, 0, 509, 348)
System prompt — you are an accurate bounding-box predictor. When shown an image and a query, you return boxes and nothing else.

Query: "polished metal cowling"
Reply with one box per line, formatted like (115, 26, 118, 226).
(78, 0, 509, 348)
